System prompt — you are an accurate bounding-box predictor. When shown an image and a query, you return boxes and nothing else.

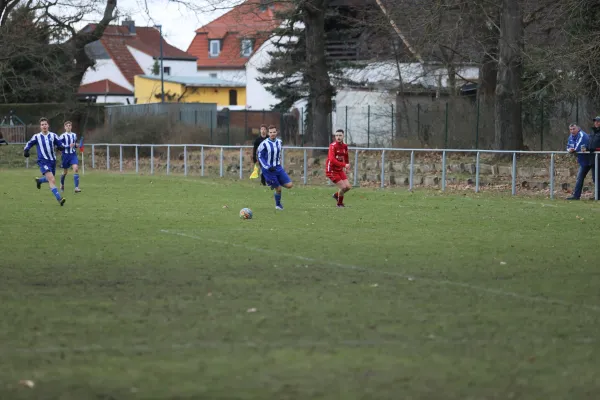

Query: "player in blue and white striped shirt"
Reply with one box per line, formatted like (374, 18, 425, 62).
(58, 121, 81, 193)
(23, 117, 66, 206)
(257, 125, 293, 209)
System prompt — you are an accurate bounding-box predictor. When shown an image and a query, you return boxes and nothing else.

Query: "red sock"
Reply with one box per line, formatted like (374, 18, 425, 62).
(337, 195, 344, 205)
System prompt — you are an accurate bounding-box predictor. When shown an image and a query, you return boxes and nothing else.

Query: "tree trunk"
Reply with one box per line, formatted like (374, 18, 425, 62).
(494, 0, 524, 150)
(69, 0, 117, 91)
(303, 0, 334, 151)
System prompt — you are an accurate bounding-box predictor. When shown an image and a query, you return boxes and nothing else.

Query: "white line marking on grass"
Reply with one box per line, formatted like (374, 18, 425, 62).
(520, 200, 600, 211)
(522, 201, 559, 208)
(7, 340, 413, 355)
(7, 336, 597, 356)
(160, 229, 600, 312)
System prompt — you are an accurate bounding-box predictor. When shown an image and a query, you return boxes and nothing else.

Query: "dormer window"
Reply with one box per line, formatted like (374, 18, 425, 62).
(241, 39, 253, 57)
(209, 40, 221, 57)
(259, 0, 273, 11)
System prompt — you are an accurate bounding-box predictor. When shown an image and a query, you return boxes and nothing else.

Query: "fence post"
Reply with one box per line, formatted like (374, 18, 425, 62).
(345, 105, 349, 136)
(549, 152, 555, 199)
(409, 150, 414, 190)
(380, 150, 385, 188)
(201, 146, 205, 177)
(540, 102, 544, 151)
(219, 147, 224, 177)
(391, 104, 394, 145)
(511, 152, 517, 196)
(475, 95, 480, 149)
(417, 103, 421, 138)
(303, 149, 307, 185)
(301, 107, 305, 147)
(135, 145, 139, 174)
(239, 147, 243, 180)
(353, 149, 359, 186)
(106, 145, 110, 171)
(444, 102, 449, 148)
(166, 145, 170, 176)
(281, 147, 285, 167)
(441, 150, 446, 191)
(210, 110, 214, 145)
(91, 144, 95, 169)
(119, 145, 123, 172)
(475, 151, 480, 193)
(150, 145, 154, 175)
(594, 153, 599, 201)
(227, 109, 231, 145)
(367, 105, 371, 148)
(184, 145, 188, 176)
(26, 157, 29, 168)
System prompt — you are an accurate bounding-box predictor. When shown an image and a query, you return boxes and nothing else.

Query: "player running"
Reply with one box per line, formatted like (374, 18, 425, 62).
(24, 117, 66, 206)
(58, 121, 81, 193)
(256, 125, 293, 210)
(326, 129, 352, 207)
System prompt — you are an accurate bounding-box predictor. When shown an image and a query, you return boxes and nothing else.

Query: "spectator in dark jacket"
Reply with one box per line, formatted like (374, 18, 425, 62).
(567, 123, 592, 200)
(586, 116, 600, 199)
(252, 124, 268, 186)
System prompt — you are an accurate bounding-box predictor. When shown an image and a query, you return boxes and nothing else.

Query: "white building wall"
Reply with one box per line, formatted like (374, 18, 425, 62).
(334, 89, 396, 146)
(196, 69, 247, 84)
(245, 38, 285, 110)
(81, 59, 133, 91)
(95, 95, 134, 104)
(128, 46, 198, 77)
(128, 46, 154, 75)
(164, 59, 198, 76)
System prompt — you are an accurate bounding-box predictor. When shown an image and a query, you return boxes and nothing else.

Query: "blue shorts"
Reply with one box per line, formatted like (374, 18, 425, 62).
(37, 160, 56, 176)
(262, 167, 292, 189)
(61, 153, 79, 169)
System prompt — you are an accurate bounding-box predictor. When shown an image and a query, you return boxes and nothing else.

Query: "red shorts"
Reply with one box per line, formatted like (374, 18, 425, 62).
(326, 170, 347, 183)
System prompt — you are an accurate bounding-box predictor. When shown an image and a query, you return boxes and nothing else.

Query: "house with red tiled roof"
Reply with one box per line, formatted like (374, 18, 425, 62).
(187, 1, 286, 109)
(79, 20, 197, 104)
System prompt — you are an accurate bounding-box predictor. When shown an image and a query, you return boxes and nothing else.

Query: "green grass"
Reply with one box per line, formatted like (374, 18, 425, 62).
(1, 169, 600, 400)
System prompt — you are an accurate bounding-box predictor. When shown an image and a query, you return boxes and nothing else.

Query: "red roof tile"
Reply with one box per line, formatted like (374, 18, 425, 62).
(78, 79, 133, 95)
(81, 24, 197, 86)
(187, 1, 287, 69)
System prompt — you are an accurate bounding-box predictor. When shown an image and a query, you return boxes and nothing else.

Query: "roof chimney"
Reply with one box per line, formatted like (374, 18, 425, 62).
(122, 19, 135, 35)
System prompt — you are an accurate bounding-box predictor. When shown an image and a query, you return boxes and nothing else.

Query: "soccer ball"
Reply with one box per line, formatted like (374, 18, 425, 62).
(239, 207, 253, 219)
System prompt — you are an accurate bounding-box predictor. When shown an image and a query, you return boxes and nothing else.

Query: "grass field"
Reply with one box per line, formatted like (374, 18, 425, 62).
(1, 168, 600, 399)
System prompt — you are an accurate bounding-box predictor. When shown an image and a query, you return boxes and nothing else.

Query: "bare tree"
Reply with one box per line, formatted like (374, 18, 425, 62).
(494, 0, 524, 150)
(302, 0, 334, 148)
(0, 0, 117, 103)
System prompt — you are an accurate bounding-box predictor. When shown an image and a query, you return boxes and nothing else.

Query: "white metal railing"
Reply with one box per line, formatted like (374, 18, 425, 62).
(12, 143, 600, 200)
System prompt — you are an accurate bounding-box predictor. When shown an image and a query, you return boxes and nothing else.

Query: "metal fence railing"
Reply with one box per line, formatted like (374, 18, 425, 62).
(6, 143, 598, 200)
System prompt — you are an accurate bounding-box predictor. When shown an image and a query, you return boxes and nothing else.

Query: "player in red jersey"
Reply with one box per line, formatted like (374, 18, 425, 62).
(326, 129, 352, 207)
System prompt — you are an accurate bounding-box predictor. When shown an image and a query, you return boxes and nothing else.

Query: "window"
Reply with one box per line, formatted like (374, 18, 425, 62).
(259, 0, 270, 11)
(209, 73, 217, 79)
(241, 39, 253, 57)
(209, 40, 221, 57)
(163, 66, 171, 76)
(229, 89, 238, 106)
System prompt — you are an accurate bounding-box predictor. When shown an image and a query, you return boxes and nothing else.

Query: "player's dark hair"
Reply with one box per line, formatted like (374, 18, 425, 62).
(268, 125, 276, 130)
(39, 117, 48, 124)
(260, 124, 267, 129)
(335, 129, 344, 134)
